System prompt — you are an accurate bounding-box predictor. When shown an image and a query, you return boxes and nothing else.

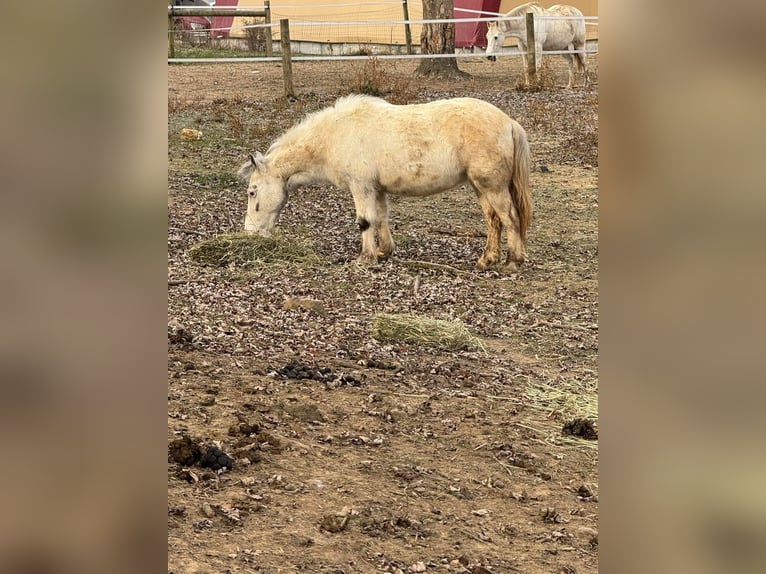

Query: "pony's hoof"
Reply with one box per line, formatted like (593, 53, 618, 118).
(501, 261, 521, 274)
(476, 256, 499, 271)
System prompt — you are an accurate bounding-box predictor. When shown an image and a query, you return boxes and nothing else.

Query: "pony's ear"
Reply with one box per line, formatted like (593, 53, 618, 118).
(237, 159, 255, 181)
(237, 152, 266, 181)
(250, 152, 266, 171)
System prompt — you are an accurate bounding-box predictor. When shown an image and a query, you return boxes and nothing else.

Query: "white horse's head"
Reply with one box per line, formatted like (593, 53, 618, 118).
(237, 152, 288, 236)
(485, 22, 505, 62)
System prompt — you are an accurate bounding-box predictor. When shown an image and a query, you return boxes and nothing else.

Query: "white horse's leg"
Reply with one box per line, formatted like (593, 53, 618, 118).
(350, 184, 380, 264)
(563, 51, 575, 89)
(574, 40, 588, 87)
(535, 41, 544, 81)
(374, 190, 394, 258)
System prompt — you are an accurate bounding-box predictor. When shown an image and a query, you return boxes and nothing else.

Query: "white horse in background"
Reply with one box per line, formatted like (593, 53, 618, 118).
(238, 95, 533, 273)
(486, 3, 587, 88)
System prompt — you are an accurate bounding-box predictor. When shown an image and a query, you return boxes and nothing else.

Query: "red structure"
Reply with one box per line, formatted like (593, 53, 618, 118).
(211, 0, 239, 39)
(454, 0, 501, 49)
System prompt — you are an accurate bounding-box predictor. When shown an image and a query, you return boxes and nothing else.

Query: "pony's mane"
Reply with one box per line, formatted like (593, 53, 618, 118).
(506, 2, 543, 17)
(267, 95, 388, 155)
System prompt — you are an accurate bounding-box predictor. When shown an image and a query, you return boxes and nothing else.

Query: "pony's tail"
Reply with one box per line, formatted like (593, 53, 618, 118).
(510, 123, 533, 244)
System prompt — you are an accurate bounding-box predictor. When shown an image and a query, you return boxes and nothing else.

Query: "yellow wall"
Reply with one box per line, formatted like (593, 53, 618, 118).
(233, 0, 423, 43)
(232, 1, 595, 44)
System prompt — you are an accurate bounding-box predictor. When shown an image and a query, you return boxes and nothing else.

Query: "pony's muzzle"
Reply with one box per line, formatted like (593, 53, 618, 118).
(244, 217, 271, 237)
(244, 227, 271, 238)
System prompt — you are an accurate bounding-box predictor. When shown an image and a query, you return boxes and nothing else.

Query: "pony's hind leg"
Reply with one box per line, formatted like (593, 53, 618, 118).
(479, 187, 525, 273)
(475, 193, 503, 270)
(502, 199, 526, 272)
(375, 191, 394, 258)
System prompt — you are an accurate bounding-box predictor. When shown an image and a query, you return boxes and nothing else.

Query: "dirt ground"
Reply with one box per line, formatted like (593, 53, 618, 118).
(168, 54, 598, 574)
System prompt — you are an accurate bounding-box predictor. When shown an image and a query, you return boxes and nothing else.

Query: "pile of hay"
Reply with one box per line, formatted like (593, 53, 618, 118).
(522, 377, 599, 450)
(372, 313, 486, 352)
(188, 232, 320, 267)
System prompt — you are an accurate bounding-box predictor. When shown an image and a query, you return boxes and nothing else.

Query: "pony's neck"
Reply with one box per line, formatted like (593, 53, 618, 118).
(267, 139, 322, 184)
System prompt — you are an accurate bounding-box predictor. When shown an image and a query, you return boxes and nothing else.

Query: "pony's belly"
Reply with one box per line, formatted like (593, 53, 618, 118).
(379, 169, 465, 197)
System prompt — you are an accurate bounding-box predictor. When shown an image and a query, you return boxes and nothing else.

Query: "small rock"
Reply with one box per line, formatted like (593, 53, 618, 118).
(578, 526, 598, 539)
(577, 483, 595, 499)
(201, 503, 215, 518)
(410, 562, 426, 572)
(168, 321, 193, 345)
(320, 513, 349, 533)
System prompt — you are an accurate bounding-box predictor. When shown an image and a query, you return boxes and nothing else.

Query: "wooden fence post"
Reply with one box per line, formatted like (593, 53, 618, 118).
(168, 14, 175, 58)
(280, 19, 295, 98)
(264, 0, 273, 58)
(525, 12, 537, 85)
(402, 0, 413, 55)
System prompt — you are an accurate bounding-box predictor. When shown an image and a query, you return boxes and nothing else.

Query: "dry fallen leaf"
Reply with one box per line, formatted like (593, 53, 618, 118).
(180, 128, 203, 140)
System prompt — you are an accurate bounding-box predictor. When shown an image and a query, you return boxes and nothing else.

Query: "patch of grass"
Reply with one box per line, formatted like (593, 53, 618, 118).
(372, 313, 486, 352)
(173, 46, 254, 59)
(188, 232, 322, 267)
(191, 172, 242, 189)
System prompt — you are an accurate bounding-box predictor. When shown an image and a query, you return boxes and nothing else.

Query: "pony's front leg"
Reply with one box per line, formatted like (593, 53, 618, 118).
(375, 191, 395, 259)
(351, 185, 380, 265)
(563, 50, 575, 88)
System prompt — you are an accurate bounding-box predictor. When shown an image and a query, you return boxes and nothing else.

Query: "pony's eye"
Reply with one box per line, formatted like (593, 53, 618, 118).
(248, 190, 256, 197)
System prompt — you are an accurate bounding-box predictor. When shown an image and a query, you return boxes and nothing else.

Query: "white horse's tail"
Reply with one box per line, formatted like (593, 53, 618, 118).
(510, 123, 533, 244)
(575, 48, 587, 73)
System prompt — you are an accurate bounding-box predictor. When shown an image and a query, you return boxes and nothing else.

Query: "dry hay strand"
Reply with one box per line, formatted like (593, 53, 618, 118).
(188, 232, 321, 267)
(372, 313, 486, 352)
(523, 377, 598, 450)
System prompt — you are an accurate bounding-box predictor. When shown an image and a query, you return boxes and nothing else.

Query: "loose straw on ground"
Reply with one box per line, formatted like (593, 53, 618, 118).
(372, 313, 486, 352)
(188, 232, 321, 267)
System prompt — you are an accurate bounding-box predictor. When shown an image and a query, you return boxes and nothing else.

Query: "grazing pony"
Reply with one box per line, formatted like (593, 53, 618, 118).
(238, 95, 532, 272)
(485, 2, 587, 88)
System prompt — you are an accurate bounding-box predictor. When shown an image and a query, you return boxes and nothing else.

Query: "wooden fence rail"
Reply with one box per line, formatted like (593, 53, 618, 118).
(168, 11, 592, 98)
(168, 2, 273, 57)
